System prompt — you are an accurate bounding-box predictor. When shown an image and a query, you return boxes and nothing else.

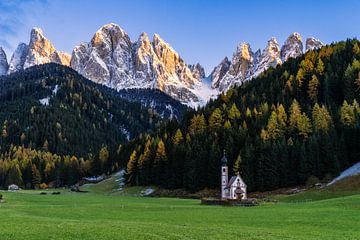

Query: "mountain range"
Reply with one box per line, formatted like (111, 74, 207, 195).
(0, 23, 323, 106)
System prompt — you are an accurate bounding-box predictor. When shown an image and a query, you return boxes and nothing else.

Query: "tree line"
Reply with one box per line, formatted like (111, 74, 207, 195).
(125, 39, 360, 192)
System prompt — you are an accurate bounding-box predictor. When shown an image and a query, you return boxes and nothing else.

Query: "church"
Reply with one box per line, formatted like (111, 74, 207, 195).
(221, 153, 247, 200)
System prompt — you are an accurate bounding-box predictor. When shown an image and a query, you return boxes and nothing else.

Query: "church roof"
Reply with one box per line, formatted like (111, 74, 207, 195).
(225, 175, 247, 189)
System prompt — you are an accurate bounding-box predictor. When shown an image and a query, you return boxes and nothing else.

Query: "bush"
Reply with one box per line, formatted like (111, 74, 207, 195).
(306, 176, 320, 187)
(39, 183, 48, 190)
(0, 194, 2, 200)
(322, 174, 333, 183)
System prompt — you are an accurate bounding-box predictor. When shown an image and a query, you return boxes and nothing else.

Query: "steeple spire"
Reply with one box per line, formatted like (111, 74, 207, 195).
(221, 149, 227, 166)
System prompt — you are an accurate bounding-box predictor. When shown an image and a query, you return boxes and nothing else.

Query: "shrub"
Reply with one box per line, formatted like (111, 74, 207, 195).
(306, 176, 320, 187)
(39, 183, 48, 190)
(322, 174, 333, 183)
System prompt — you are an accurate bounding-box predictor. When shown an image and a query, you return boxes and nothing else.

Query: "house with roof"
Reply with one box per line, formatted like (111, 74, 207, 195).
(221, 152, 247, 200)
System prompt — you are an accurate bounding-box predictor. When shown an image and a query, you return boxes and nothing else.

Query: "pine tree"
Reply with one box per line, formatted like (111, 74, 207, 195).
(208, 108, 224, 130)
(266, 111, 283, 140)
(155, 140, 167, 164)
(297, 113, 312, 138)
(31, 164, 41, 188)
(126, 150, 138, 184)
(172, 129, 184, 145)
(289, 99, 301, 131)
(233, 154, 241, 174)
(189, 114, 206, 135)
(99, 147, 109, 173)
(340, 100, 356, 126)
(312, 103, 332, 133)
(7, 164, 23, 187)
(308, 74, 319, 101)
(316, 59, 325, 75)
(229, 103, 241, 120)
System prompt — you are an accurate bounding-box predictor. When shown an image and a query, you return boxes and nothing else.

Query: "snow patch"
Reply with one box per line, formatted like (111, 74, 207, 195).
(39, 97, 50, 106)
(52, 85, 59, 95)
(120, 126, 131, 140)
(141, 188, 155, 196)
(328, 162, 360, 186)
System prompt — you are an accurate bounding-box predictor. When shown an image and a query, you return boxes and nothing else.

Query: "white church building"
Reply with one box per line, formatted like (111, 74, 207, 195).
(221, 153, 247, 200)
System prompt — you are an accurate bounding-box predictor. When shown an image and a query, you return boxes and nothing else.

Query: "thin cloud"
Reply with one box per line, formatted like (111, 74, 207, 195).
(0, 0, 48, 56)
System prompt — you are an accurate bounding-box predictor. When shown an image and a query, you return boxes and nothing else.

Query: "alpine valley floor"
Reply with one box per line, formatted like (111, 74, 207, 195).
(1, 189, 360, 240)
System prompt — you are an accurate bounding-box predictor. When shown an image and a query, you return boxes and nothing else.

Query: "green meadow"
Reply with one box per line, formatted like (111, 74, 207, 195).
(1, 188, 360, 240)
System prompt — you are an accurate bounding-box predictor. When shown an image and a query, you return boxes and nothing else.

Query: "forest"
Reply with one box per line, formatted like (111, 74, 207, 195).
(125, 39, 360, 192)
(1, 39, 360, 192)
(0, 64, 178, 189)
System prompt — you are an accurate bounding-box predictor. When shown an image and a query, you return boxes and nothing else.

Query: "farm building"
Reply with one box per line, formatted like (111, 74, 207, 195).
(8, 184, 20, 191)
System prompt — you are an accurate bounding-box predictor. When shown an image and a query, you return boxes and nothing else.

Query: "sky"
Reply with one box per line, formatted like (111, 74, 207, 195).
(0, 0, 359, 74)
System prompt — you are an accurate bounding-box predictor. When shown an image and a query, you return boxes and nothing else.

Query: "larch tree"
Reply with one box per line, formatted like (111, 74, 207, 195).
(229, 103, 241, 120)
(308, 74, 319, 101)
(208, 108, 224, 130)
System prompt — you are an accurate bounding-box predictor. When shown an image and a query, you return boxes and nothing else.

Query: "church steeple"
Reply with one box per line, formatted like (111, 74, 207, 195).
(221, 150, 228, 166)
(221, 150, 228, 199)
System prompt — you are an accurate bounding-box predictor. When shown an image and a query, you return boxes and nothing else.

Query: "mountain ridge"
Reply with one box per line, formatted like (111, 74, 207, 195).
(1, 24, 324, 107)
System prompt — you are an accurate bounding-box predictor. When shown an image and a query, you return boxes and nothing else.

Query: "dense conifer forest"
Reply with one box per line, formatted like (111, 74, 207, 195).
(0, 64, 184, 189)
(125, 39, 360, 192)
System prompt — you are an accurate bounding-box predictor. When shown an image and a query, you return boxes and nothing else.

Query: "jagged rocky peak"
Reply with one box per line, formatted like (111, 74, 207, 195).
(210, 57, 231, 89)
(70, 24, 200, 106)
(189, 63, 205, 80)
(57, 51, 71, 66)
(228, 43, 253, 78)
(0, 47, 9, 76)
(253, 37, 282, 77)
(8, 43, 28, 74)
(306, 37, 323, 52)
(281, 32, 303, 61)
(71, 23, 134, 88)
(23, 27, 70, 69)
(214, 43, 255, 92)
(133, 32, 154, 83)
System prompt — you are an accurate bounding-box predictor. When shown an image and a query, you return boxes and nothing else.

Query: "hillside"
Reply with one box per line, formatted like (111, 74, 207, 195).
(0, 64, 186, 189)
(125, 39, 360, 193)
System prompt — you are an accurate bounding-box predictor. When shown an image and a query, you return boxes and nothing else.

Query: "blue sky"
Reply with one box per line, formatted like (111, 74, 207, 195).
(0, 0, 359, 73)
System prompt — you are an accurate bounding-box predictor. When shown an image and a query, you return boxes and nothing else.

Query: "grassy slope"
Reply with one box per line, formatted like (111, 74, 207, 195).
(276, 174, 360, 202)
(80, 172, 154, 196)
(0, 190, 360, 240)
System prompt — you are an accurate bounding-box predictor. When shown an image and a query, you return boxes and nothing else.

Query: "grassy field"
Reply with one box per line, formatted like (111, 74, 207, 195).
(0, 188, 360, 240)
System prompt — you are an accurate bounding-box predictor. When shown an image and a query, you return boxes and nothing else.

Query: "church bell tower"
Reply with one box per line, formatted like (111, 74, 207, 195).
(221, 151, 228, 199)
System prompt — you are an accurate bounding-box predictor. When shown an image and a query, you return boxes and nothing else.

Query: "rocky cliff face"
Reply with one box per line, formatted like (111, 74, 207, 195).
(280, 32, 303, 61)
(7, 28, 70, 74)
(4, 26, 324, 107)
(0, 47, 8, 76)
(217, 43, 255, 92)
(210, 33, 322, 93)
(305, 37, 323, 52)
(24, 28, 70, 69)
(210, 57, 231, 89)
(189, 63, 205, 80)
(71, 24, 201, 106)
(8, 43, 28, 74)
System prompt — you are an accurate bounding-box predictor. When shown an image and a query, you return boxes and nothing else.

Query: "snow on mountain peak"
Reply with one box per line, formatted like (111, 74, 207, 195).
(306, 37, 324, 52)
(0, 47, 8, 76)
(281, 32, 303, 61)
(210, 33, 322, 94)
(6, 25, 324, 107)
(22, 27, 71, 69)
